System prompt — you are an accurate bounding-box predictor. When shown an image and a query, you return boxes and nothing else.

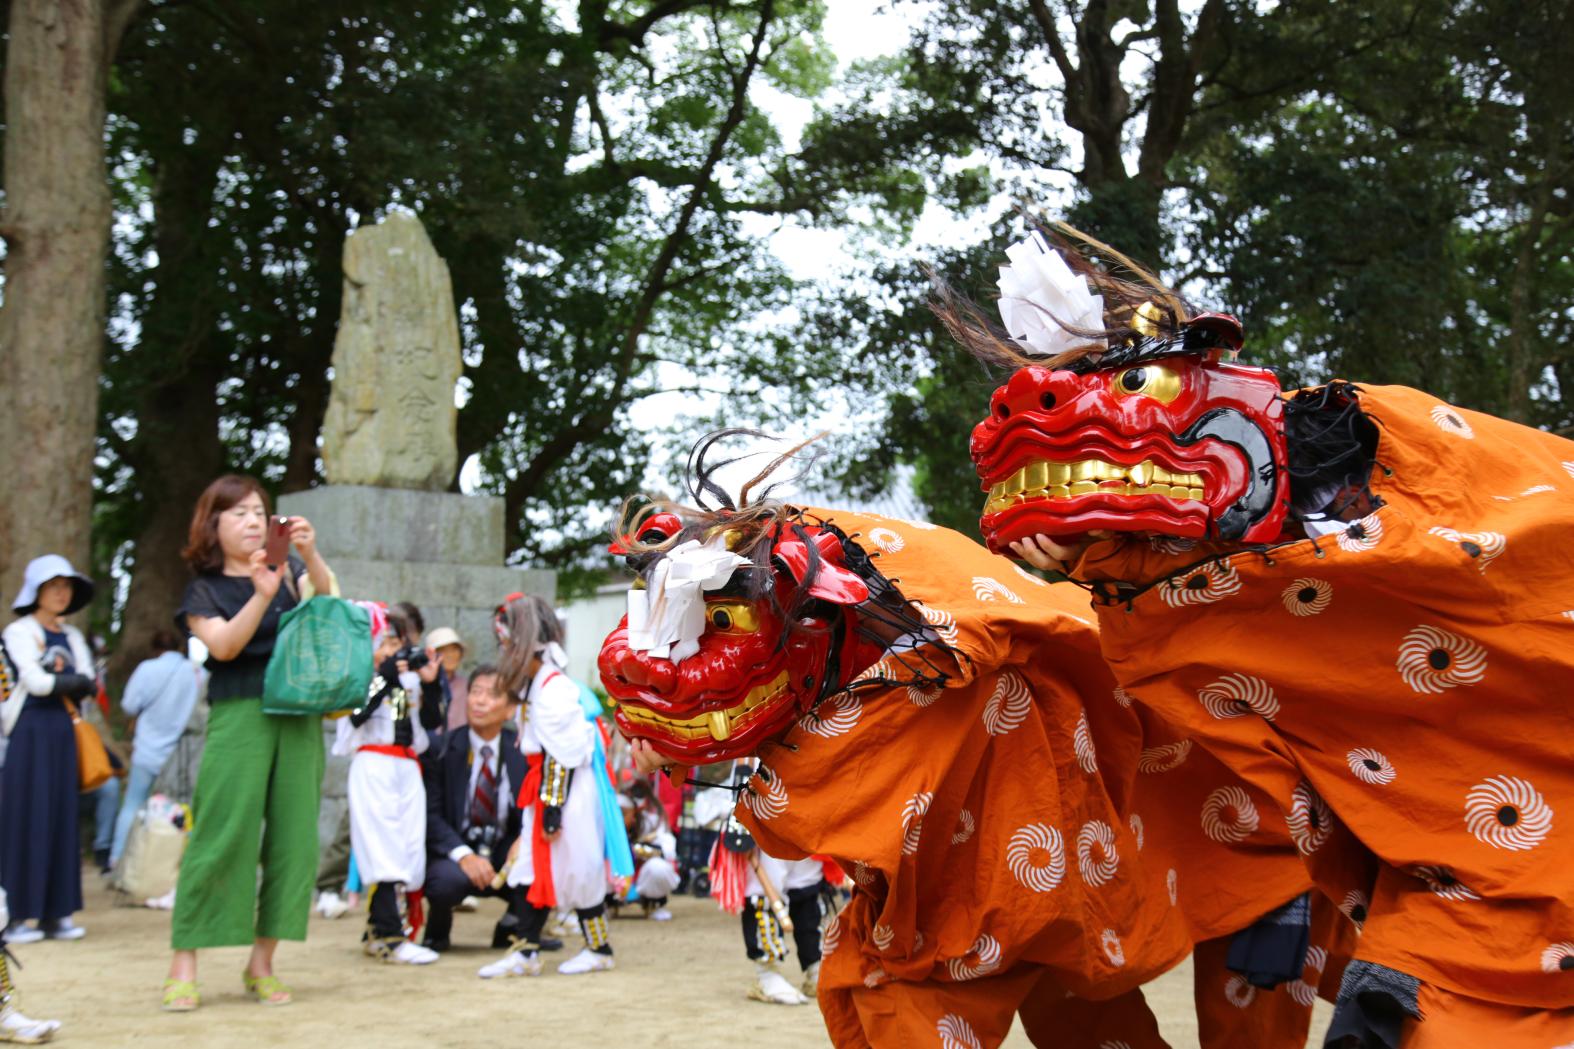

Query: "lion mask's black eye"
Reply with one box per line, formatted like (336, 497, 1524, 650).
(1120, 368, 1149, 393)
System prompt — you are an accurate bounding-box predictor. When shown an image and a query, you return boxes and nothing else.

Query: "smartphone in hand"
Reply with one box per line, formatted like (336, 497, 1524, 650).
(264, 515, 292, 569)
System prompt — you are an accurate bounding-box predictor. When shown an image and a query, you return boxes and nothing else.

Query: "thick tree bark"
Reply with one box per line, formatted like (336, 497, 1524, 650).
(0, 0, 139, 603)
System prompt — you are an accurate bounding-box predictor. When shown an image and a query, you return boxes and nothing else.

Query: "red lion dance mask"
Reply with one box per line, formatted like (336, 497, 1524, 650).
(963, 232, 1292, 552)
(600, 505, 931, 765)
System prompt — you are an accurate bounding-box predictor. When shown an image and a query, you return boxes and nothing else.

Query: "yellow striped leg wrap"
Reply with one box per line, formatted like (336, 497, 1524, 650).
(752, 896, 787, 961)
(582, 912, 610, 950)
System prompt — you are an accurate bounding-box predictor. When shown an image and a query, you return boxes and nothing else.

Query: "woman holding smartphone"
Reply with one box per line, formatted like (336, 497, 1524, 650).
(161, 474, 335, 1011)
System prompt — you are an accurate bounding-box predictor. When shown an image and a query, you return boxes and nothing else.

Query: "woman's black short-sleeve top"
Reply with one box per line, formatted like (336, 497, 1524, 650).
(176, 556, 305, 702)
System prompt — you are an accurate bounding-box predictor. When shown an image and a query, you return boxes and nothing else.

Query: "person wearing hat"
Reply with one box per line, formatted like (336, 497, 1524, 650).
(427, 627, 469, 733)
(0, 554, 99, 944)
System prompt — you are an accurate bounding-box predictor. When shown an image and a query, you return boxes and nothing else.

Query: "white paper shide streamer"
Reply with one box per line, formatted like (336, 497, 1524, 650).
(625, 535, 749, 663)
(997, 231, 1105, 359)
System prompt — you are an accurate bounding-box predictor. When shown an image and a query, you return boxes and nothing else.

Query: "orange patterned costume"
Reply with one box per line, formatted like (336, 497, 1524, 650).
(1070, 386, 1574, 1043)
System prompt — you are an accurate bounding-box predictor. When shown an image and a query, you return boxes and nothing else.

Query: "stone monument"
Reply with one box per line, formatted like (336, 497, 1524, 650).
(282, 208, 552, 659)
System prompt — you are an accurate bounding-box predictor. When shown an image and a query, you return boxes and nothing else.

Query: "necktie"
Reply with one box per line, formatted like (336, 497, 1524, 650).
(470, 745, 498, 829)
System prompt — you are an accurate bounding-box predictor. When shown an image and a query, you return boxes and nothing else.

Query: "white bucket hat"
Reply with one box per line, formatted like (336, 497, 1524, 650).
(12, 554, 95, 615)
(426, 626, 465, 654)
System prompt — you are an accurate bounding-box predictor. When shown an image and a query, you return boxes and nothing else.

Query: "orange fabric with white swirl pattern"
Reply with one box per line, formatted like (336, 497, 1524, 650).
(1076, 384, 1574, 1012)
(732, 508, 1317, 1045)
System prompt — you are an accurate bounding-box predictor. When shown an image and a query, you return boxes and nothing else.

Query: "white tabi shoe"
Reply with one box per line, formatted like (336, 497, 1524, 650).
(41, 921, 83, 942)
(383, 941, 439, 966)
(556, 948, 615, 975)
(800, 960, 821, 998)
(314, 892, 348, 920)
(1, 928, 41, 947)
(478, 950, 542, 979)
(648, 907, 673, 922)
(748, 962, 808, 1005)
(0, 1003, 62, 1044)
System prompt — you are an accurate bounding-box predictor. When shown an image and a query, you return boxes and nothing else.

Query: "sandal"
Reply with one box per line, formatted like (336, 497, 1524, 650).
(160, 978, 200, 1012)
(242, 973, 292, 1006)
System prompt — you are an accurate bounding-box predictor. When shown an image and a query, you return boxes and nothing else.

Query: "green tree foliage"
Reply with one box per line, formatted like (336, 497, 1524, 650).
(847, 0, 1573, 534)
(93, 0, 951, 682)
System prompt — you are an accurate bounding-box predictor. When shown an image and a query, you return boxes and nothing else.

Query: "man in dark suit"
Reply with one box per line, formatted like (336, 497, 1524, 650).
(422, 665, 555, 952)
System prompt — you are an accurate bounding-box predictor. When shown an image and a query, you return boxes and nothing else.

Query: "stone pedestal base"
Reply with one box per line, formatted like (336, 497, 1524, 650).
(278, 485, 552, 658)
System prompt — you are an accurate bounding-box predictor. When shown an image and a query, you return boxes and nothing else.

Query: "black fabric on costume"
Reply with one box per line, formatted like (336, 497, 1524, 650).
(1322, 960, 1421, 1048)
(367, 881, 403, 940)
(742, 884, 822, 967)
(1227, 892, 1311, 988)
(577, 902, 612, 955)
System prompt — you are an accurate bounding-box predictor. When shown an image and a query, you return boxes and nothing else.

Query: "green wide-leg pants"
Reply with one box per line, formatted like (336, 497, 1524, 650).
(171, 699, 325, 949)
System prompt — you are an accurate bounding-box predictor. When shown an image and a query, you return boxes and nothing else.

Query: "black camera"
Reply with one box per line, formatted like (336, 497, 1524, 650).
(393, 645, 430, 671)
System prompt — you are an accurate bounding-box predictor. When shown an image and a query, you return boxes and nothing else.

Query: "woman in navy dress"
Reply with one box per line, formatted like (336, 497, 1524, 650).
(0, 554, 98, 943)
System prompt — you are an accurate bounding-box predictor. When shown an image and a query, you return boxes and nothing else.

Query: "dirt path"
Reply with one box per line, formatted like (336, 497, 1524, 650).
(11, 868, 1328, 1047)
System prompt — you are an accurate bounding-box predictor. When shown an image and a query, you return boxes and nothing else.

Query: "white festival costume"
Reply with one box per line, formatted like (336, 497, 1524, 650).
(335, 671, 429, 887)
(746, 853, 823, 900)
(506, 662, 605, 909)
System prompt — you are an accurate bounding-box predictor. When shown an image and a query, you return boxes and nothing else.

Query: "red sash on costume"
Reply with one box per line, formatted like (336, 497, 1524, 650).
(517, 753, 557, 908)
(358, 743, 419, 760)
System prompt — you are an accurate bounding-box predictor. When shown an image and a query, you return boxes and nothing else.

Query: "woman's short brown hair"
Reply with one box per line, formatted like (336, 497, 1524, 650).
(182, 474, 271, 573)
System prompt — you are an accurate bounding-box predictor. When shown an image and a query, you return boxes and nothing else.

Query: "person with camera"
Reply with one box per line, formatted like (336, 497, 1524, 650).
(335, 604, 441, 966)
(419, 663, 538, 956)
(162, 475, 335, 1011)
(1, 555, 98, 944)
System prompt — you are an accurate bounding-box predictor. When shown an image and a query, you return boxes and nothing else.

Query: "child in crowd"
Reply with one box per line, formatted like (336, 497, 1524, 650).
(613, 780, 679, 921)
(335, 603, 441, 965)
(481, 594, 618, 979)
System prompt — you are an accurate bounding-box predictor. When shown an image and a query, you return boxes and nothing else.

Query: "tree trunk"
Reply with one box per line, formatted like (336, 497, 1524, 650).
(0, 0, 132, 602)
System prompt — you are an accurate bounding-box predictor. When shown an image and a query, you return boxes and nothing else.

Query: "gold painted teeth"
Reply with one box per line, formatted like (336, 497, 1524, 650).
(983, 458, 1204, 515)
(616, 670, 790, 742)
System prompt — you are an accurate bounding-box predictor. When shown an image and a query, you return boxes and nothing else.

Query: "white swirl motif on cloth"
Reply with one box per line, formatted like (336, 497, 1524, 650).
(1426, 526, 1506, 573)
(1138, 739, 1193, 773)
(1198, 673, 1281, 721)
(1112, 687, 1134, 708)
(798, 692, 861, 738)
(1336, 514, 1384, 552)
(1288, 945, 1327, 1007)
(1100, 929, 1125, 967)
(1007, 823, 1066, 893)
(1129, 813, 1145, 850)
(1397, 625, 1487, 694)
(1282, 578, 1333, 616)
(868, 527, 905, 554)
(742, 773, 788, 821)
(1166, 869, 1178, 906)
(1149, 536, 1198, 555)
(1099, 1042, 1134, 1049)
(1225, 973, 1257, 1008)
(1160, 561, 1242, 607)
(1073, 713, 1098, 772)
(952, 809, 976, 845)
(1541, 943, 1574, 974)
(995, 230, 1106, 358)
(1347, 748, 1397, 785)
(938, 1014, 983, 1049)
(871, 922, 894, 952)
(625, 534, 750, 663)
(983, 671, 1032, 736)
(1201, 786, 1260, 843)
(1077, 820, 1119, 886)
(915, 602, 961, 646)
(852, 657, 892, 684)
(1412, 865, 1480, 902)
(1519, 484, 1554, 496)
(1564, 461, 1574, 479)
(1340, 890, 1369, 930)
(972, 576, 1025, 604)
(946, 933, 1002, 981)
(851, 861, 878, 887)
(820, 912, 841, 956)
(1288, 781, 1333, 854)
(901, 791, 933, 856)
(1465, 775, 1553, 851)
(1430, 404, 1475, 438)
(1013, 564, 1048, 587)
(908, 683, 941, 708)
(862, 966, 888, 989)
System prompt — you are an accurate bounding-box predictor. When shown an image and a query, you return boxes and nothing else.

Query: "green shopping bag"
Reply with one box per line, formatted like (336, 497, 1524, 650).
(261, 596, 373, 715)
